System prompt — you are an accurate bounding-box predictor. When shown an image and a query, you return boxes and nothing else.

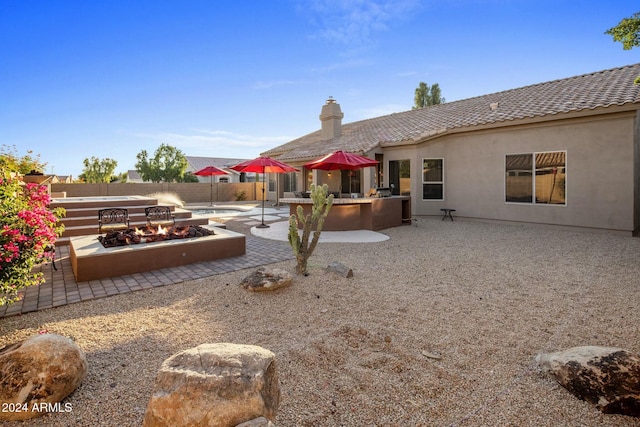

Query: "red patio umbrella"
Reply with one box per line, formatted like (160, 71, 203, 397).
(230, 156, 297, 228)
(303, 150, 379, 194)
(303, 150, 379, 170)
(194, 165, 228, 206)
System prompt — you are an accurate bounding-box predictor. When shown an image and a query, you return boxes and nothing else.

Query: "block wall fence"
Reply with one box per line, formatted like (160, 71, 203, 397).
(51, 182, 265, 204)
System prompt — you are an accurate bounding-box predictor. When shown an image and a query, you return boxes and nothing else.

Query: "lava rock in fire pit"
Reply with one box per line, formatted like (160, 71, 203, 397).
(98, 225, 215, 248)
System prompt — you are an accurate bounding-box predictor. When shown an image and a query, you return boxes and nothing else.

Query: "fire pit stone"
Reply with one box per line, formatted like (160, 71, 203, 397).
(98, 224, 215, 248)
(70, 225, 245, 282)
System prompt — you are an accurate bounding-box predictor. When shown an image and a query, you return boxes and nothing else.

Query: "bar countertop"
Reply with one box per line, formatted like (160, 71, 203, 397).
(281, 196, 411, 231)
(280, 196, 408, 204)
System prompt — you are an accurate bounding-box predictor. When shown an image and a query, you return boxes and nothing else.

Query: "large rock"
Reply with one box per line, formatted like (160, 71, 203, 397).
(235, 417, 275, 427)
(326, 261, 353, 278)
(536, 346, 640, 417)
(240, 267, 292, 292)
(143, 343, 280, 427)
(0, 333, 87, 421)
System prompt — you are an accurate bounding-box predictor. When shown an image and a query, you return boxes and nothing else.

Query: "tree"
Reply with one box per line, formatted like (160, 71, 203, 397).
(606, 12, 640, 50)
(413, 82, 445, 109)
(113, 171, 129, 183)
(181, 172, 200, 183)
(0, 145, 46, 174)
(606, 12, 640, 83)
(79, 156, 118, 183)
(135, 143, 189, 183)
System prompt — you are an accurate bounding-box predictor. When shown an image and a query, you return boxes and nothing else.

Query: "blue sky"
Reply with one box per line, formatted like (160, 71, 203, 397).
(1, 0, 638, 178)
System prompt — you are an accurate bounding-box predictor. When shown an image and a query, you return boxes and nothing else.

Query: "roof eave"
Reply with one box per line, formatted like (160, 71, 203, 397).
(383, 103, 640, 147)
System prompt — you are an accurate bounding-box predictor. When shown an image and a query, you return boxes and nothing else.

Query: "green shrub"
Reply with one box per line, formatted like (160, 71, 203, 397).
(0, 159, 65, 305)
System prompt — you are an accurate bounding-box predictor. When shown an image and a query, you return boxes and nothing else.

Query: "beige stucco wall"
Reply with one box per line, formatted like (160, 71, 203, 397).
(634, 111, 640, 233)
(404, 112, 636, 232)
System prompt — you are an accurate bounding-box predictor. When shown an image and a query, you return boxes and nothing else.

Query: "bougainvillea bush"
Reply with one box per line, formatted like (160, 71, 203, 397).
(0, 159, 65, 305)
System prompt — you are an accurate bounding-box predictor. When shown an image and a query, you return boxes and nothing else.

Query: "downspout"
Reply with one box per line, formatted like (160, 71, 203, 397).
(634, 110, 640, 236)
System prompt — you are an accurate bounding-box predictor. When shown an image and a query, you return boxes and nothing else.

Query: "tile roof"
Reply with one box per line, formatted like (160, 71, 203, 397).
(264, 63, 640, 161)
(127, 170, 142, 180)
(185, 156, 249, 172)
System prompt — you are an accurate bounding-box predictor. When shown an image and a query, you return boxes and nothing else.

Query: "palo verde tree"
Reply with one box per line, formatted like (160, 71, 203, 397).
(606, 12, 640, 83)
(79, 156, 118, 183)
(135, 143, 189, 183)
(287, 183, 334, 276)
(413, 82, 445, 109)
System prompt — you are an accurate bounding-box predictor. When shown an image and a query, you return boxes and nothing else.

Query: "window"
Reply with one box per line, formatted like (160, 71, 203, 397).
(283, 172, 297, 192)
(389, 160, 411, 196)
(218, 177, 229, 183)
(341, 170, 361, 194)
(505, 151, 566, 205)
(268, 174, 276, 192)
(422, 158, 443, 200)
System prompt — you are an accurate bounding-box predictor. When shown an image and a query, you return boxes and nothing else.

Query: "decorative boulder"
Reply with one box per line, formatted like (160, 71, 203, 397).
(235, 417, 275, 427)
(326, 261, 353, 278)
(0, 333, 87, 421)
(240, 267, 292, 292)
(143, 343, 280, 427)
(536, 346, 640, 417)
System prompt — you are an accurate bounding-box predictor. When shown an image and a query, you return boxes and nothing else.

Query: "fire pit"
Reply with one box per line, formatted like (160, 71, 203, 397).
(98, 224, 215, 247)
(70, 225, 245, 282)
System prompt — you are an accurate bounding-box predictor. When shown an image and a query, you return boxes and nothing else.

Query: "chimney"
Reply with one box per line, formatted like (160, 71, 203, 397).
(319, 97, 344, 139)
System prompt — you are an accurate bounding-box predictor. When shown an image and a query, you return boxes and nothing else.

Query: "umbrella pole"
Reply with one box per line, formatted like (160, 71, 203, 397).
(257, 169, 269, 228)
(209, 176, 214, 206)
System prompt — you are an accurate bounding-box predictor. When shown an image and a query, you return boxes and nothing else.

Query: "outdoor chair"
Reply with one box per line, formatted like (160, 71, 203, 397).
(98, 208, 130, 234)
(145, 206, 175, 228)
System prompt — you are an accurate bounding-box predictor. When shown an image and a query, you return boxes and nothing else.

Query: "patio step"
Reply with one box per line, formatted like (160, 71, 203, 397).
(60, 204, 182, 218)
(60, 207, 194, 226)
(50, 196, 158, 210)
(60, 217, 210, 238)
(52, 197, 216, 245)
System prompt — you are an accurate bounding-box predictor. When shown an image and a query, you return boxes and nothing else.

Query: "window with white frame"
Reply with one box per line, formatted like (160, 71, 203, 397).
(505, 151, 566, 205)
(422, 158, 443, 200)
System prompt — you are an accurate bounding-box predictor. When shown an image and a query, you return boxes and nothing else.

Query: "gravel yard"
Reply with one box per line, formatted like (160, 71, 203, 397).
(1, 218, 639, 426)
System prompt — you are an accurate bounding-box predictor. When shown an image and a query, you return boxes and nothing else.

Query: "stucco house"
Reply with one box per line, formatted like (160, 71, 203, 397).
(262, 63, 640, 235)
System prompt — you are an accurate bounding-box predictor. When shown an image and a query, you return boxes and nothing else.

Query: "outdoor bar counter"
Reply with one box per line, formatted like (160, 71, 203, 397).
(280, 196, 411, 231)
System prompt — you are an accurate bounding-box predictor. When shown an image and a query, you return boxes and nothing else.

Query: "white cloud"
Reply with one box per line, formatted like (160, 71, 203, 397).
(129, 129, 295, 158)
(301, 0, 422, 45)
(309, 58, 370, 73)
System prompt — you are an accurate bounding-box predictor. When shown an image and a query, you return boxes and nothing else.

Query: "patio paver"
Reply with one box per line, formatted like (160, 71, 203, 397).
(0, 234, 294, 318)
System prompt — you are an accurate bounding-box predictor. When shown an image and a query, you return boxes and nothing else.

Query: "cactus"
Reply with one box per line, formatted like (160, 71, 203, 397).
(288, 184, 334, 275)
